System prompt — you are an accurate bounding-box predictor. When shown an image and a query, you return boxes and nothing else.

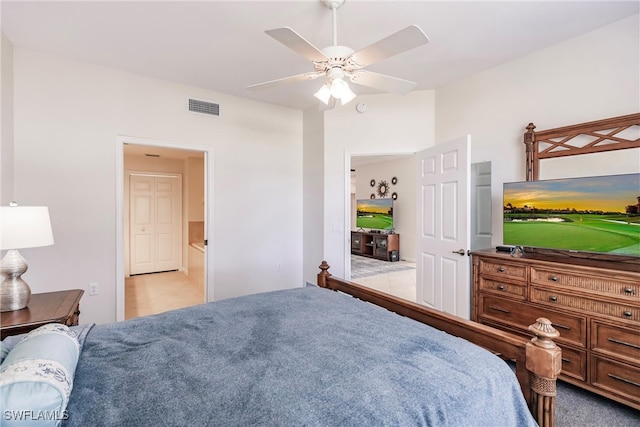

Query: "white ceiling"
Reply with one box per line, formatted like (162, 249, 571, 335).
(2, 1, 638, 111)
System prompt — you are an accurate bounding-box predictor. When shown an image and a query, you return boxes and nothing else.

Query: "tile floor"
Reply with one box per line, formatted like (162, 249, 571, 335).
(125, 262, 417, 320)
(350, 260, 417, 302)
(125, 270, 204, 320)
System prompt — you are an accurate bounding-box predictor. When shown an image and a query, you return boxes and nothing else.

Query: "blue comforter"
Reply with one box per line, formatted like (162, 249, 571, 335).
(63, 286, 536, 426)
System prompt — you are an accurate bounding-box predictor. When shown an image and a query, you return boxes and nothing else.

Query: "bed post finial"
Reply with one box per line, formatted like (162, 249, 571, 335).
(317, 261, 331, 288)
(526, 318, 562, 427)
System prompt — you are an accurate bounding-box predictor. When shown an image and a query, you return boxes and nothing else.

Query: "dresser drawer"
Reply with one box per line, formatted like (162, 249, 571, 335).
(591, 320, 640, 365)
(531, 287, 640, 322)
(531, 266, 640, 301)
(558, 345, 587, 382)
(478, 259, 527, 281)
(478, 277, 526, 300)
(591, 355, 640, 405)
(478, 294, 586, 348)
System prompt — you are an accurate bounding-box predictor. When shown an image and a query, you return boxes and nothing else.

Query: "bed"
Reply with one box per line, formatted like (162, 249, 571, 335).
(0, 262, 561, 427)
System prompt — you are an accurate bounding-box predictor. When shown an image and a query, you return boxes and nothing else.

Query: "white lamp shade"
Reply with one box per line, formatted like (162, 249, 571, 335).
(314, 84, 332, 105)
(330, 78, 350, 98)
(0, 206, 54, 250)
(339, 85, 357, 105)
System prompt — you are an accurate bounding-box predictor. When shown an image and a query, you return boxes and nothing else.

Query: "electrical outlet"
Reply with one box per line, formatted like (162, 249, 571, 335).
(276, 262, 282, 271)
(89, 282, 99, 296)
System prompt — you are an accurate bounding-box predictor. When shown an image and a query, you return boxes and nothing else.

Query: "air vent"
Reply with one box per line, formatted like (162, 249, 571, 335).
(188, 98, 220, 116)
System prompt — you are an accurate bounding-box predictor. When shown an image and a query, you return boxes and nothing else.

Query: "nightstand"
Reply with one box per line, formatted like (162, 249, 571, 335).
(0, 289, 84, 339)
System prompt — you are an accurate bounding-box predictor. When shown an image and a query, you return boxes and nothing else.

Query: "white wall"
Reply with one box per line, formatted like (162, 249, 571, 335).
(1, 32, 13, 205)
(320, 91, 436, 279)
(435, 14, 640, 249)
(302, 107, 325, 285)
(354, 156, 416, 262)
(12, 48, 303, 324)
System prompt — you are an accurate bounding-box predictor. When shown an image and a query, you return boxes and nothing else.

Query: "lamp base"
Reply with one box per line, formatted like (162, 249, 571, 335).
(0, 249, 31, 312)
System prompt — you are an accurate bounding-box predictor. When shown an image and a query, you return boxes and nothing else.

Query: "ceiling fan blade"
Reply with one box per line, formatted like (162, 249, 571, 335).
(265, 27, 328, 62)
(247, 72, 323, 91)
(349, 71, 417, 95)
(349, 25, 429, 68)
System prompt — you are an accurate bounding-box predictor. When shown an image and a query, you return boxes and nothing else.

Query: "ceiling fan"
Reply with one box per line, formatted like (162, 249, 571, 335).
(247, 0, 430, 109)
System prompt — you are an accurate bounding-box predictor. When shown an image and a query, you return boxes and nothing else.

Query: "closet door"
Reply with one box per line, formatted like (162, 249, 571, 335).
(130, 174, 182, 275)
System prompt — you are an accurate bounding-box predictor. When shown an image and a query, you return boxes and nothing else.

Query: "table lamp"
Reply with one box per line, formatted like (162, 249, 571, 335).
(0, 203, 54, 311)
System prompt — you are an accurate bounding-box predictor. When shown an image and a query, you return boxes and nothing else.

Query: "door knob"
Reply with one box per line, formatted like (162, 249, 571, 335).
(451, 249, 466, 256)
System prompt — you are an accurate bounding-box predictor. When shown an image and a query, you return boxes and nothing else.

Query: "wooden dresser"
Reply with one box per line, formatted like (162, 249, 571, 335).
(471, 249, 640, 410)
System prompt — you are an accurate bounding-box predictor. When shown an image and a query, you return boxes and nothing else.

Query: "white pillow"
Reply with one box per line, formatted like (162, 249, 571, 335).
(0, 324, 80, 426)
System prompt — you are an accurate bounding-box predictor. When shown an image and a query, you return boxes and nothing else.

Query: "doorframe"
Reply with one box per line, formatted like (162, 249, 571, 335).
(115, 135, 214, 322)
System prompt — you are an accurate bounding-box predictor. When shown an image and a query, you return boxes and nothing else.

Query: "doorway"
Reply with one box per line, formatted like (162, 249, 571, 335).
(347, 151, 491, 308)
(348, 153, 418, 302)
(115, 136, 212, 321)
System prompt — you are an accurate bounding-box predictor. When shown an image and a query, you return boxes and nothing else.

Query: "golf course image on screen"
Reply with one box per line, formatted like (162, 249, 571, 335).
(503, 174, 640, 256)
(356, 199, 394, 230)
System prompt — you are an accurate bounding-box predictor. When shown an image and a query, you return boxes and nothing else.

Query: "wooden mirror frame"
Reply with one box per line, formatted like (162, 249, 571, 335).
(523, 112, 640, 181)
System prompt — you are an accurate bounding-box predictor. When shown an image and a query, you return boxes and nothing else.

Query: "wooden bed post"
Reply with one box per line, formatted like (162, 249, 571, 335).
(526, 318, 562, 427)
(317, 261, 331, 288)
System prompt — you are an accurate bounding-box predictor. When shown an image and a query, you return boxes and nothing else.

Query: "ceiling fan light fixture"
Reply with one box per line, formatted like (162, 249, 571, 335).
(330, 77, 356, 105)
(330, 77, 349, 98)
(249, 0, 430, 108)
(339, 86, 356, 105)
(314, 83, 332, 105)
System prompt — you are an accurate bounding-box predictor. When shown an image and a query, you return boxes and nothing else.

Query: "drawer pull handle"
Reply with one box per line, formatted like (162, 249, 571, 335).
(608, 338, 640, 350)
(561, 358, 571, 364)
(497, 285, 505, 291)
(549, 276, 558, 282)
(550, 323, 570, 331)
(489, 306, 510, 314)
(624, 287, 633, 294)
(623, 311, 633, 318)
(608, 374, 640, 388)
(497, 267, 505, 273)
(549, 296, 558, 302)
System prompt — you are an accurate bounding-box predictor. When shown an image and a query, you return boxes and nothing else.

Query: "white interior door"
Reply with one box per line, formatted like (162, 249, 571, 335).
(130, 174, 182, 275)
(416, 136, 471, 319)
(471, 161, 492, 251)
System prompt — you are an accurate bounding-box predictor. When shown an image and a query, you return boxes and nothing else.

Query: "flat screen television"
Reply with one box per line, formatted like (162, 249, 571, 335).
(356, 198, 394, 231)
(503, 173, 640, 257)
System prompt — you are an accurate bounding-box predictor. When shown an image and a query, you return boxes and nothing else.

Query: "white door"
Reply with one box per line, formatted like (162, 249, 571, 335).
(471, 161, 492, 251)
(416, 136, 471, 319)
(130, 174, 182, 275)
